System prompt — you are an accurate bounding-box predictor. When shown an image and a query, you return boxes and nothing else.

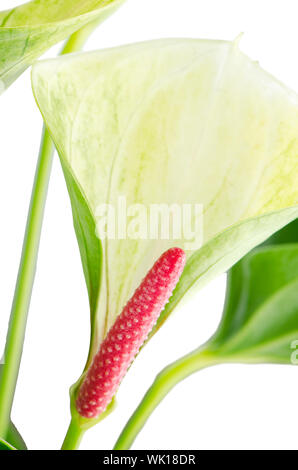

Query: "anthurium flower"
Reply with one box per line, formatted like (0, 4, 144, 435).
(31, 39, 298, 439)
(0, 0, 125, 92)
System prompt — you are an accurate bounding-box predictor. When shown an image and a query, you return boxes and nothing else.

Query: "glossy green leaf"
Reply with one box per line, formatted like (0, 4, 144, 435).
(32, 39, 298, 421)
(264, 217, 298, 246)
(0, 0, 125, 92)
(210, 244, 298, 364)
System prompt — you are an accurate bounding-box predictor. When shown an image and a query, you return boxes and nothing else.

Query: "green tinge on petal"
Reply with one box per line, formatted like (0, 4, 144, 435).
(0, 0, 125, 91)
(32, 39, 298, 362)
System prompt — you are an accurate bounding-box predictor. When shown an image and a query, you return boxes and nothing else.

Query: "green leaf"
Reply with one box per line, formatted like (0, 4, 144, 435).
(0, 0, 125, 92)
(210, 244, 298, 364)
(264, 217, 298, 246)
(31, 39, 298, 413)
(0, 438, 16, 450)
(211, 219, 298, 347)
(210, 218, 298, 353)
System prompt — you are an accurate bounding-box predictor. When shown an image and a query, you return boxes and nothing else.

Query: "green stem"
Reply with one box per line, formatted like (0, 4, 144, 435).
(0, 127, 53, 437)
(61, 419, 85, 450)
(114, 348, 219, 450)
(0, 25, 98, 439)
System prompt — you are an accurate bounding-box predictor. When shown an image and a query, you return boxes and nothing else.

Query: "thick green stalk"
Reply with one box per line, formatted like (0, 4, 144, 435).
(114, 348, 219, 450)
(0, 25, 98, 439)
(61, 419, 86, 450)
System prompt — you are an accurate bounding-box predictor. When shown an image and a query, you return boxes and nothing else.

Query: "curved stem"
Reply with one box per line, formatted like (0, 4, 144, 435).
(61, 419, 85, 450)
(114, 348, 219, 450)
(0, 25, 98, 439)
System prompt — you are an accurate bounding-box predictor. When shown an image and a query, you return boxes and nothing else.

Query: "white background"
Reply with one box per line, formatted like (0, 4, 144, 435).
(0, 0, 297, 450)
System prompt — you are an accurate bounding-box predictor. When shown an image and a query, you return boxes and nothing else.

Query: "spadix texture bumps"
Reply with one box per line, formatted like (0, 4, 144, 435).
(76, 248, 186, 418)
(32, 39, 298, 371)
(0, 0, 125, 91)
